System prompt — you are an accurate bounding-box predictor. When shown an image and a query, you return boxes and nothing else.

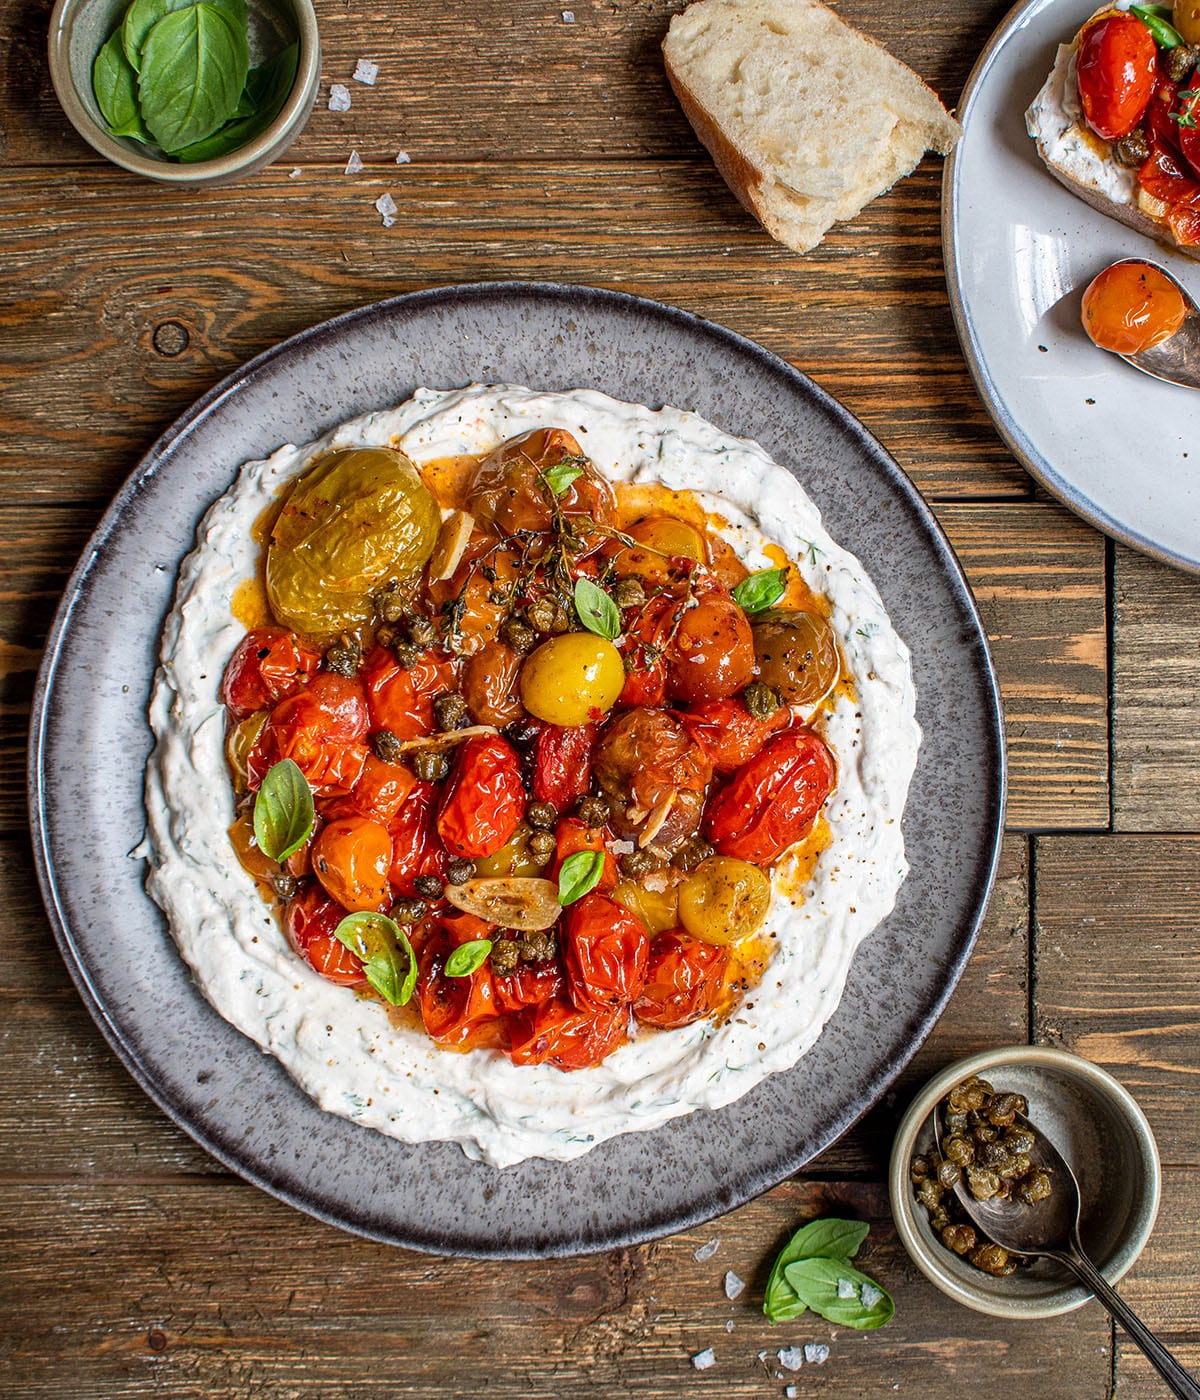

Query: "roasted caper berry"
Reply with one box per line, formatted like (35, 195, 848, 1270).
(433, 692, 470, 731)
(612, 576, 646, 609)
(943, 1134, 975, 1167)
(412, 749, 451, 782)
(405, 614, 437, 647)
(928, 1206, 951, 1234)
(1018, 1169, 1053, 1204)
(672, 836, 715, 871)
(941, 1224, 977, 1256)
(273, 873, 298, 900)
(943, 1110, 969, 1135)
(986, 1092, 1020, 1126)
(1004, 1127, 1035, 1156)
(742, 681, 782, 720)
(394, 643, 424, 670)
(446, 858, 475, 886)
(520, 929, 556, 963)
(982, 1140, 1013, 1170)
(998, 1151, 1032, 1181)
(968, 1243, 1017, 1277)
(528, 830, 557, 864)
(372, 729, 404, 763)
(915, 1178, 944, 1210)
(948, 1078, 989, 1114)
(500, 616, 537, 654)
(377, 587, 410, 624)
(1166, 43, 1198, 83)
(965, 1166, 1002, 1201)
(526, 594, 570, 634)
(413, 874, 444, 900)
(575, 794, 611, 827)
(324, 642, 361, 676)
(390, 897, 426, 924)
(619, 848, 661, 878)
(526, 801, 558, 830)
(489, 938, 520, 975)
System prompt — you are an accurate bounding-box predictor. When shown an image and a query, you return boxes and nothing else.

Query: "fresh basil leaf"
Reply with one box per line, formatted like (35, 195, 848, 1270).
(331, 912, 417, 1006)
(92, 30, 152, 141)
(542, 461, 584, 496)
(173, 42, 298, 162)
(1132, 4, 1184, 45)
(252, 758, 315, 862)
(783, 1257, 894, 1330)
(732, 566, 788, 615)
(138, 2, 249, 152)
(573, 577, 620, 640)
(557, 849, 604, 906)
(763, 1217, 870, 1323)
(445, 939, 493, 977)
(122, 0, 247, 68)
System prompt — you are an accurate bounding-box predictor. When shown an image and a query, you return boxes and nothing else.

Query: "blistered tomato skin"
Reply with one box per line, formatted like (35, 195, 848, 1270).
(1076, 14, 1157, 141)
(221, 628, 320, 720)
(285, 884, 367, 986)
(562, 892, 650, 1012)
(665, 594, 756, 703)
(705, 727, 836, 864)
(633, 931, 729, 1028)
(1081, 261, 1189, 354)
(436, 734, 526, 859)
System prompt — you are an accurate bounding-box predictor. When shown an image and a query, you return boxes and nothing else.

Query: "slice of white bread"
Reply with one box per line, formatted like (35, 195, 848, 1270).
(662, 0, 961, 252)
(1026, 20, 1200, 260)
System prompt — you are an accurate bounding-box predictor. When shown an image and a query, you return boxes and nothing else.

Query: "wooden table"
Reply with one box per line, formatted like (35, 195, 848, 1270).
(5, 0, 1200, 1392)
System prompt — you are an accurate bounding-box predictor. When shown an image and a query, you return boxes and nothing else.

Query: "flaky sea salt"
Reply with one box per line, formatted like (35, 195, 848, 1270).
(693, 1238, 719, 1262)
(836, 1277, 857, 1299)
(804, 1343, 830, 1365)
(861, 1282, 883, 1309)
(288, 167, 301, 178)
(374, 192, 398, 228)
(353, 58, 379, 85)
(777, 1347, 804, 1372)
(786, 1388, 799, 1399)
(691, 1348, 716, 1371)
(395, 150, 411, 164)
(562, 9, 575, 19)
(344, 150, 364, 175)
(723, 1270, 745, 1300)
(724, 1319, 734, 1333)
(328, 83, 352, 112)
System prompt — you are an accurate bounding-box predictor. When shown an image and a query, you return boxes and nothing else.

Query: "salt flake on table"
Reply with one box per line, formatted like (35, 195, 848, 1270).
(861, 1282, 883, 1309)
(777, 1346, 804, 1372)
(328, 83, 352, 112)
(804, 1343, 830, 1365)
(786, 1388, 799, 1399)
(836, 1276, 857, 1299)
(562, 9, 575, 19)
(374, 192, 398, 228)
(353, 58, 379, 85)
(288, 167, 301, 178)
(395, 150, 411, 164)
(724, 1319, 734, 1333)
(693, 1238, 719, 1262)
(691, 1348, 716, 1371)
(723, 1270, 745, 1300)
(344, 150, 364, 175)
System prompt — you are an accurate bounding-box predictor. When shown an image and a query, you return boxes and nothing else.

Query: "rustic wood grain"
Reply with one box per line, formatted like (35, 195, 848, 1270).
(1113, 546, 1200, 835)
(0, 1175, 1111, 1399)
(1034, 835, 1200, 1169)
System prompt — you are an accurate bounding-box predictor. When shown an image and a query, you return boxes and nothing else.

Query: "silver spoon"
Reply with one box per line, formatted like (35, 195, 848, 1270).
(1092, 257, 1200, 389)
(934, 1109, 1200, 1399)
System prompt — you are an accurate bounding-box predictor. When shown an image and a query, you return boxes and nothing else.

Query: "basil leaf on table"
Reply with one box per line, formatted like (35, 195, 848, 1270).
(557, 849, 604, 906)
(763, 1217, 870, 1323)
(137, 2, 249, 152)
(573, 577, 620, 640)
(92, 31, 152, 141)
(332, 912, 418, 1006)
(444, 939, 493, 978)
(731, 566, 788, 615)
(252, 758, 315, 863)
(173, 43, 299, 163)
(782, 1256, 895, 1330)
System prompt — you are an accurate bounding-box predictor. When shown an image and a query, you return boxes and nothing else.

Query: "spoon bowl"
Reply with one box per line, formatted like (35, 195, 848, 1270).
(1095, 258, 1200, 390)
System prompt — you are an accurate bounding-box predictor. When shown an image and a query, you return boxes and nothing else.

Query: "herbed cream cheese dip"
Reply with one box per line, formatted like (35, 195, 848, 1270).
(144, 384, 921, 1169)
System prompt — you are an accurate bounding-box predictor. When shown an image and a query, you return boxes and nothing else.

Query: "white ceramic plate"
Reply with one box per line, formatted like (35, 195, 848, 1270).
(944, 0, 1200, 573)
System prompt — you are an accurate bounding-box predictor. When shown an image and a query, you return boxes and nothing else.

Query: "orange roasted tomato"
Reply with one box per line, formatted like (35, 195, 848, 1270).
(664, 588, 756, 703)
(466, 427, 615, 538)
(507, 996, 627, 1071)
(705, 727, 836, 865)
(1076, 12, 1157, 141)
(1081, 261, 1189, 354)
(312, 815, 393, 912)
(417, 927, 505, 1050)
(562, 891, 650, 1012)
(221, 627, 321, 721)
(285, 883, 367, 987)
(252, 673, 370, 799)
(436, 733, 526, 858)
(633, 931, 729, 1029)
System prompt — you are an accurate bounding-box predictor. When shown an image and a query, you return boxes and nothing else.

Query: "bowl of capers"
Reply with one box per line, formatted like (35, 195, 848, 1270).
(889, 1046, 1160, 1318)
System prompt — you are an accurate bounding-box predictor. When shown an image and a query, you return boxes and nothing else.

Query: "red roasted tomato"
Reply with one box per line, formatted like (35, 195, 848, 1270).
(633, 931, 729, 1029)
(417, 928, 505, 1049)
(1076, 12, 1157, 141)
(387, 781, 449, 895)
(664, 589, 756, 703)
(533, 723, 596, 810)
(326, 754, 417, 826)
(312, 815, 394, 912)
(285, 883, 367, 987)
(364, 646, 456, 740)
(507, 996, 627, 1070)
(436, 733, 526, 858)
(492, 959, 567, 1014)
(252, 672, 371, 798)
(562, 892, 650, 1012)
(550, 817, 619, 894)
(679, 694, 792, 772)
(705, 727, 836, 864)
(221, 627, 321, 721)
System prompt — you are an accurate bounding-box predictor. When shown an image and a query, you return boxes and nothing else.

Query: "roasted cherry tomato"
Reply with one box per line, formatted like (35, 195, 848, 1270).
(593, 707, 712, 850)
(417, 929, 505, 1049)
(665, 590, 756, 703)
(221, 627, 321, 721)
(611, 516, 707, 591)
(1076, 13, 1157, 141)
(507, 996, 627, 1071)
(285, 883, 366, 986)
(1081, 261, 1189, 353)
(533, 723, 596, 810)
(751, 608, 841, 708)
(520, 633, 625, 726)
(325, 754, 418, 826)
(677, 856, 771, 945)
(461, 641, 526, 727)
(364, 645, 456, 741)
(562, 891, 650, 1012)
(466, 428, 615, 538)
(436, 734, 526, 859)
(679, 694, 791, 772)
(705, 727, 836, 865)
(312, 815, 394, 912)
(387, 781, 449, 895)
(253, 673, 370, 798)
(633, 931, 729, 1028)
(618, 593, 674, 707)
(492, 958, 566, 1014)
(551, 817, 619, 893)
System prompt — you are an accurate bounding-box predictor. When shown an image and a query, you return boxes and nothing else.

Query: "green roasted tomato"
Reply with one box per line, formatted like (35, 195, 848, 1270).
(266, 447, 439, 637)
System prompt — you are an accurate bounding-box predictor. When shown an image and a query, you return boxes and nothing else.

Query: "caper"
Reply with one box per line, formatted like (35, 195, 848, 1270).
(324, 641, 361, 677)
(372, 729, 404, 763)
(742, 680, 782, 720)
(526, 801, 558, 830)
(1018, 1169, 1053, 1204)
(519, 928, 556, 963)
(273, 873, 298, 900)
(936, 1159, 962, 1190)
(965, 1166, 1002, 1202)
(612, 576, 646, 609)
(941, 1224, 977, 1256)
(620, 848, 661, 878)
(489, 938, 520, 975)
(528, 831, 557, 864)
(413, 874, 444, 900)
(575, 794, 611, 827)
(500, 616, 537, 654)
(943, 1134, 975, 1167)
(405, 614, 437, 647)
(672, 836, 715, 871)
(433, 692, 470, 731)
(969, 1243, 1017, 1277)
(390, 897, 426, 924)
(446, 858, 475, 886)
(412, 749, 451, 783)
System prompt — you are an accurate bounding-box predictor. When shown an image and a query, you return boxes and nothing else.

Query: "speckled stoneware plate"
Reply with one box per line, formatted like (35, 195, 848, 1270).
(29, 282, 1004, 1258)
(945, 0, 1200, 575)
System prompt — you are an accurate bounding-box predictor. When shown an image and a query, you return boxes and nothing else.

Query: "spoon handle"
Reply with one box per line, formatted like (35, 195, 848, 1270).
(1051, 1244, 1200, 1400)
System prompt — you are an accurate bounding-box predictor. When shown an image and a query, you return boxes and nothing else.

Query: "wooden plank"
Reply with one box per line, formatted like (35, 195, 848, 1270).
(0, 163, 1024, 508)
(1113, 545, 1200, 834)
(936, 501, 1109, 831)
(1034, 835, 1200, 1169)
(0, 1176, 1110, 1399)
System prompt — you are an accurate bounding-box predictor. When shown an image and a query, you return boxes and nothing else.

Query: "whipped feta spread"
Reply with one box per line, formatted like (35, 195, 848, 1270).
(145, 385, 920, 1168)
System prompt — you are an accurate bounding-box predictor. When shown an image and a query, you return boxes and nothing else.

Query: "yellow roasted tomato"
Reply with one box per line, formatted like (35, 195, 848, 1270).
(519, 632, 625, 726)
(677, 856, 771, 946)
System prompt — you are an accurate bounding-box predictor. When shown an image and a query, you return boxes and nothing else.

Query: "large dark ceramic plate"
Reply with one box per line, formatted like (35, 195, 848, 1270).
(29, 283, 1004, 1258)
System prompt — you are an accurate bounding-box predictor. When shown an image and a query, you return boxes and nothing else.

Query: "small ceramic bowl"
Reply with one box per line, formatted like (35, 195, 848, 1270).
(889, 1045, 1161, 1319)
(48, 0, 320, 186)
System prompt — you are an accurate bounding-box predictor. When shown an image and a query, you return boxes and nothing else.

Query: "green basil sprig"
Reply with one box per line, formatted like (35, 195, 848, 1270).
(542, 460, 585, 496)
(1131, 4, 1185, 46)
(764, 1217, 869, 1323)
(783, 1257, 895, 1330)
(732, 566, 788, 615)
(557, 849, 604, 905)
(252, 759, 315, 863)
(445, 939, 494, 977)
(331, 912, 418, 1006)
(573, 577, 621, 640)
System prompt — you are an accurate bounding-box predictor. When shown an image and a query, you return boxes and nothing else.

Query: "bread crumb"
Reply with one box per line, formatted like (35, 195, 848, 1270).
(345, 150, 364, 175)
(328, 83, 351, 112)
(353, 58, 379, 85)
(691, 1348, 716, 1371)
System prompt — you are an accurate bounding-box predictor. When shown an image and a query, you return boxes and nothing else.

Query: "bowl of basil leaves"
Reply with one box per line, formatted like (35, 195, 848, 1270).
(48, 0, 319, 184)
